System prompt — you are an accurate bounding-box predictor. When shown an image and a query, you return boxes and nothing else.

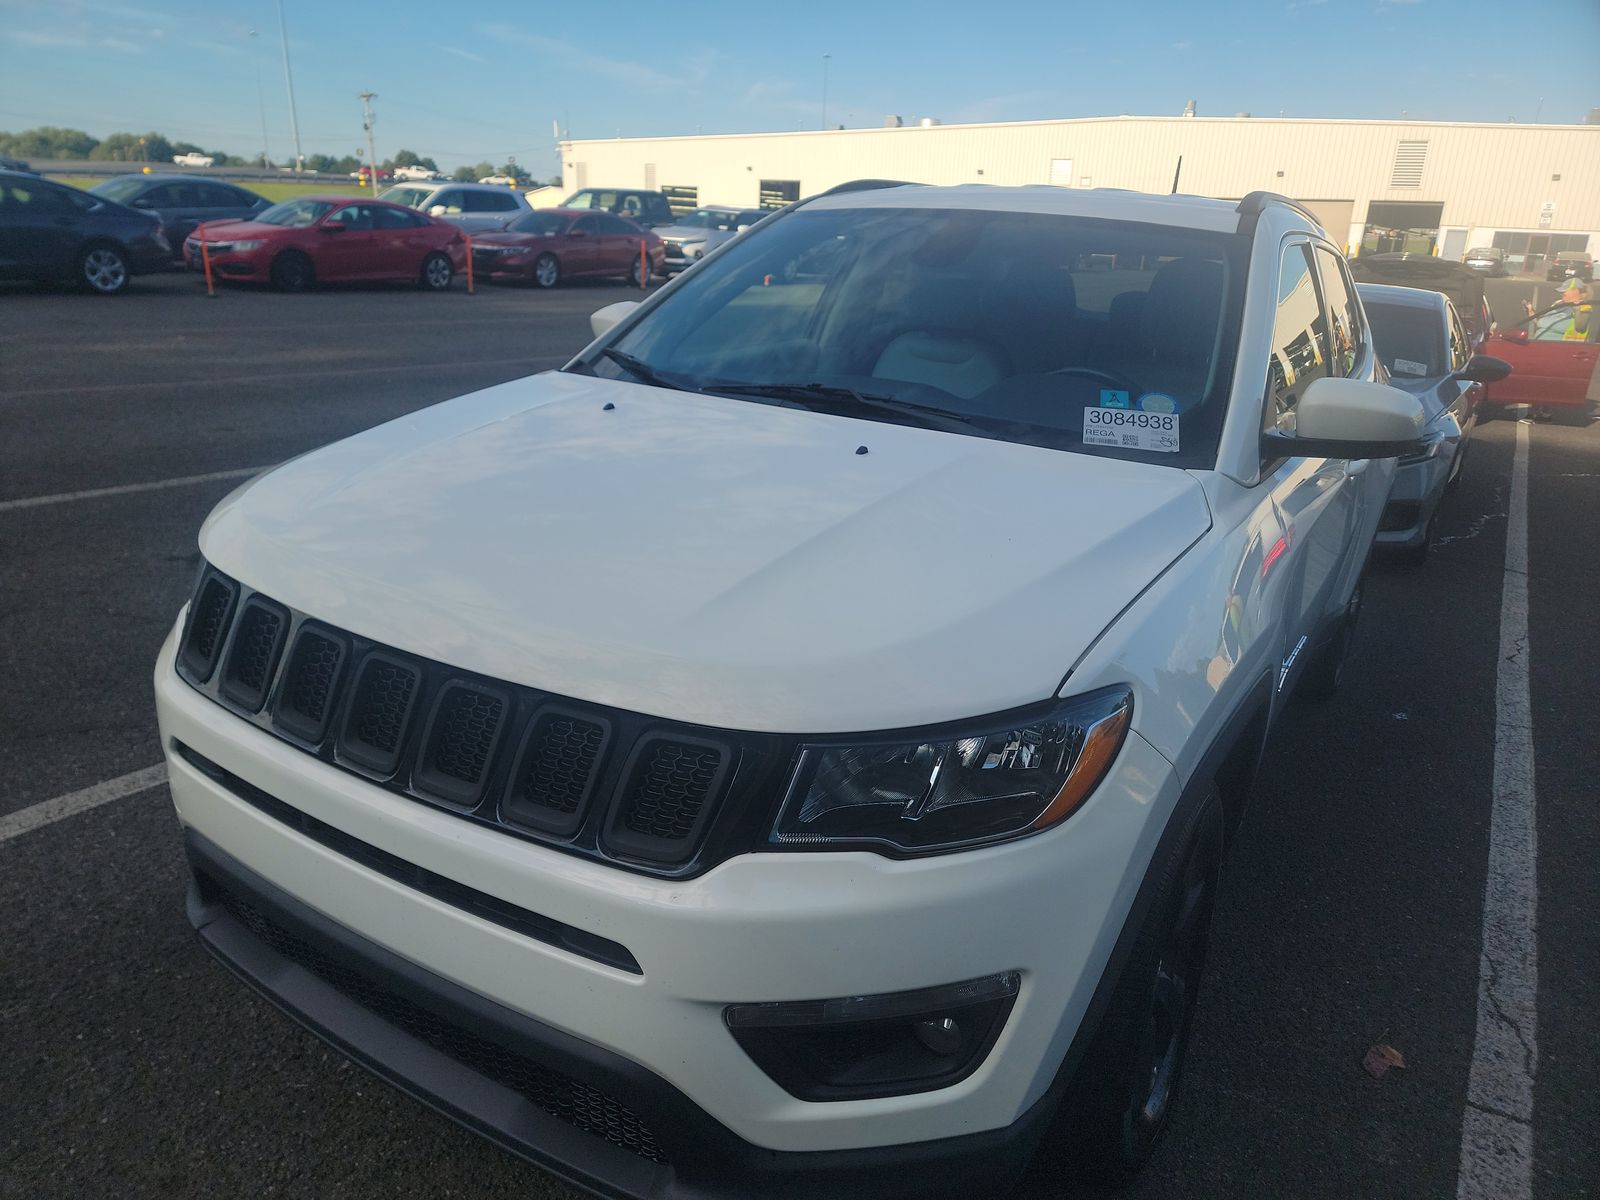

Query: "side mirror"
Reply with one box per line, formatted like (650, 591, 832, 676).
(428, 204, 447, 217)
(1262, 377, 1425, 460)
(132, 197, 154, 209)
(1502, 327, 1529, 344)
(568, 227, 587, 238)
(1456, 355, 1512, 384)
(590, 300, 640, 339)
(736, 224, 751, 232)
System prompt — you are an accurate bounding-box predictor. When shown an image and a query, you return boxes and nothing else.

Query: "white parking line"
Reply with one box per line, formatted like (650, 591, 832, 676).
(1456, 419, 1538, 1200)
(0, 467, 266, 514)
(7, 354, 567, 399)
(0, 765, 168, 846)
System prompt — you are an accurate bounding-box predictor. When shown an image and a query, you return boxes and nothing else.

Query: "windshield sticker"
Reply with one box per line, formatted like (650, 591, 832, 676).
(1135, 393, 1177, 414)
(1393, 358, 1429, 377)
(1099, 388, 1130, 408)
(1083, 407, 1180, 453)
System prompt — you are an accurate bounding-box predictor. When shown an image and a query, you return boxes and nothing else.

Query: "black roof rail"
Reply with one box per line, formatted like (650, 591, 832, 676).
(818, 178, 923, 196)
(1235, 190, 1323, 231)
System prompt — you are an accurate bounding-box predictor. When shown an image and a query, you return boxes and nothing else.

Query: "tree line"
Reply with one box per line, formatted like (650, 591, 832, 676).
(0, 127, 538, 183)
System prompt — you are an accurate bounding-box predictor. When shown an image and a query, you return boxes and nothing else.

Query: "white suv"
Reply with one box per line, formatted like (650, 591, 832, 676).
(154, 183, 1423, 1197)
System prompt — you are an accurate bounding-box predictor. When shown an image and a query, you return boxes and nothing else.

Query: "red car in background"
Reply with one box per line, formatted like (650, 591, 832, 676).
(184, 196, 465, 292)
(469, 208, 663, 288)
(1479, 301, 1598, 420)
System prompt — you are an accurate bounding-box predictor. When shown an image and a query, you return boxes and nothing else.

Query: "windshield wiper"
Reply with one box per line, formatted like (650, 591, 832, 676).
(705, 382, 983, 434)
(597, 347, 695, 393)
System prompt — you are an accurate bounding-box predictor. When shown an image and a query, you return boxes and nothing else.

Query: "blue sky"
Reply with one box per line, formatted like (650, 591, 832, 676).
(1, 0, 1595, 175)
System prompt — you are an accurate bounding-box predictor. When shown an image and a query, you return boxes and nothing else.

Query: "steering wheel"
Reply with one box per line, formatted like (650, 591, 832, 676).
(1047, 366, 1143, 394)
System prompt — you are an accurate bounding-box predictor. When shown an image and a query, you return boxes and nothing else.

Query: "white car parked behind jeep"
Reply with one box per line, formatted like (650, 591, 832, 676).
(155, 182, 1424, 1199)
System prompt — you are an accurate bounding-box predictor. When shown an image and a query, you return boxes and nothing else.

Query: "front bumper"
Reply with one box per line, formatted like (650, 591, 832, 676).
(1375, 449, 1450, 548)
(155, 619, 1181, 1192)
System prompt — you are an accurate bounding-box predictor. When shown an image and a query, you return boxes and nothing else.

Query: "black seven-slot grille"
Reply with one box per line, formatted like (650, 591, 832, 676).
(176, 567, 784, 876)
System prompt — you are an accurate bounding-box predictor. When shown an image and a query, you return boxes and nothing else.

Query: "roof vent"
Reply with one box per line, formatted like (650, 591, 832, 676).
(1182, 100, 1196, 117)
(883, 115, 903, 128)
(1390, 140, 1428, 188)
(918, 117, 940, 127)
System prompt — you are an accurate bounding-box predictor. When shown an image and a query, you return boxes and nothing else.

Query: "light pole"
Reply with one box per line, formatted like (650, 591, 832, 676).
(276, 0, 305, 172)
(359, 91, 379, 196)
(821, 54, 831, 130)
(249, 29, 271, 168)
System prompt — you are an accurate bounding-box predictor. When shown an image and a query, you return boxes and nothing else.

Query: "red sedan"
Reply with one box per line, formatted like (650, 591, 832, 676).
(469, 208, 664, 288)
(183, 196, 466, 292)
(1479, 301, 1598, 418)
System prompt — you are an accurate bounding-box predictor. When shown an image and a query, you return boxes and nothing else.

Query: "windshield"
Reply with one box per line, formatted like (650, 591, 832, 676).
(378, 185, 432, 209)
(91, 177, 146, 203)
(589, 205, 1245, 466)
(507, 211, 571, 235)
(1364, 302, 1446, 379)
(672, 209, 741, 231)
(1465, 248, 1498, 258)
(255, 198, 335, 227)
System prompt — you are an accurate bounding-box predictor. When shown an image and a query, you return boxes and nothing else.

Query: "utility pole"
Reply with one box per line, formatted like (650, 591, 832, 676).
(359, 91, 380, 196)
(821, 54, 831, 130)
(249, 29, 271, 168)
(276, 0, 304, 171)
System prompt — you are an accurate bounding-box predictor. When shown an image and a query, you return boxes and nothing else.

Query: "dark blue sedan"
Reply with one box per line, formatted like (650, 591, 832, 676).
(0, 170, 171, 294)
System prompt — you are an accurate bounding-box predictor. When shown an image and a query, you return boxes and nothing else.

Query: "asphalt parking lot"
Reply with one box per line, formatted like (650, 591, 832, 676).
(2, 271, 1596, 1200)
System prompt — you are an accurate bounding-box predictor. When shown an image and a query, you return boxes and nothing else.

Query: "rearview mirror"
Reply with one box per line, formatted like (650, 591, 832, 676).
(1456, 354, 1512, 385)
(590, 300, 640, 339)
(1261, 377, 1425, 460)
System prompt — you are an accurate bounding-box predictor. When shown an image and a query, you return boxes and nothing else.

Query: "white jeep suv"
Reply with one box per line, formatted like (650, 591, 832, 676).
(154, 183, 1423, 1197)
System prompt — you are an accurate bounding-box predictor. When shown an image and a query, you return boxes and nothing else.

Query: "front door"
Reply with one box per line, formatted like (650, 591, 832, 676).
(1485, 305, 1600, 406)
(562, 215, 602, 277)
(0, 178, 85, 275)
(317, 204, 384, 279)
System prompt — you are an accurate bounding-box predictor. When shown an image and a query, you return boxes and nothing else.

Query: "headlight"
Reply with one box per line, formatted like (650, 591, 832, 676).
(770, 687, 1132, 854)
(230, 240, 265, 252)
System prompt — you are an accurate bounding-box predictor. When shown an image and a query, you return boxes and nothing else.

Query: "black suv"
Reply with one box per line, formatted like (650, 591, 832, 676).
(1547, 252, 1593, 282)
(0, 170, 170, 294)
(559, 187, 676, 227)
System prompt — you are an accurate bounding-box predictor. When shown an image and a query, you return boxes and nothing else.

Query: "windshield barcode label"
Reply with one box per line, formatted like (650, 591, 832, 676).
(1082, 407, 1180, 453)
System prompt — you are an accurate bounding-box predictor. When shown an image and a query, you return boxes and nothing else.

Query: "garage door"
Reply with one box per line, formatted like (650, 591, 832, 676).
(1300, 199, 1353, 248)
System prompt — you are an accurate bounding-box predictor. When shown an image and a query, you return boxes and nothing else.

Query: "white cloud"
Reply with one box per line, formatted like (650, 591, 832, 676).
(442, 46, 485, 63)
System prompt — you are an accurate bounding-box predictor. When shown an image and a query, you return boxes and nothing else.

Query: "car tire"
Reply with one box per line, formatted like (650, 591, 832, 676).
(419, 252, 453, 291)
(1298, 577, 1363, 702)
(270, 252, 315, 293)
(78, 244, 130, 295)
(1058, 789, 1224, 1181)
(533, 253, 561, 289)
(1394, 514, 1436, 567)
(626, 257, 646, 288)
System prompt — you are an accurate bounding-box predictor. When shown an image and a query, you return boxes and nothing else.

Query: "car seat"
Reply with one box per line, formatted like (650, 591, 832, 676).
(871, 277, 1009, 399)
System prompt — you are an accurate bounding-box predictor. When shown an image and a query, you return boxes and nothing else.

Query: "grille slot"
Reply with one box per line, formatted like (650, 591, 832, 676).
(337, 653, 422, 776)
(208, 881, 665, 1161)
(219, 596, 289, 712)
(414, 682, 508, 806)
(179, 572, 238, 682)
(272, 625, 348, 744)
(606, 737, 731, 863)
(503, 709, 611, 836)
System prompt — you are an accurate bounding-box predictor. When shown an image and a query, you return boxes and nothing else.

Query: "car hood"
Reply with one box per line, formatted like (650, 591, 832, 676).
(1349, 256, 1485, 320)
(188, 218, 282, 240)
(470, 230, 543, 247)
(200, 373, 1211, 733)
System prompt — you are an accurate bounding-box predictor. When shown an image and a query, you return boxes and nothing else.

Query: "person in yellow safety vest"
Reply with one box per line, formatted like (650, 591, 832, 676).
(1559, 275, 1593, 340)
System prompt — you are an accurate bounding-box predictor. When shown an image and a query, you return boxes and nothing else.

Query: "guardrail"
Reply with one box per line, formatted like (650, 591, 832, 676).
(26, 159, 357, 183)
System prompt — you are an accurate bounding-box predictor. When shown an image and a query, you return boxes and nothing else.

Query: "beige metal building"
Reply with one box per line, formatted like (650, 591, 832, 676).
(560, 115, 1600, 269)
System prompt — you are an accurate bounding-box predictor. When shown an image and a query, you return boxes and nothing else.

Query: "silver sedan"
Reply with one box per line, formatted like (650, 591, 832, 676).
(1358, 282, 1511, 562)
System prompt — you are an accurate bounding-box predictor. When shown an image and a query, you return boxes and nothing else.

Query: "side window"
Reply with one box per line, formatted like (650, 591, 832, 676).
(374, 205, 421, 229)
(618, 193, 645, 219)
(197, 184, 245, 208)
(490, 192, 519, 212)
(1265, 243, 1330, 433)
(1530, 308, 1577, 342)
(599, 214, 635, 235)
(143, 184, 184, 207)
(1446, 304, 1469, 370)
(1314, 247, 1362, 377)
(328, 205, 375, 230)
(564, 190, 593, 210)
(573, 215, 601, 236)
(431, 190, 464, 215)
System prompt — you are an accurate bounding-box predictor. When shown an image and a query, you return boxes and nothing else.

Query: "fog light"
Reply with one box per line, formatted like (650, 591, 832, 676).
(724, 972, 1019, 1100)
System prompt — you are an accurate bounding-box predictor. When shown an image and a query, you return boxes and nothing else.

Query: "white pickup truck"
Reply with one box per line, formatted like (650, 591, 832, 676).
(171, 152, 214, 168)
(392, 164, 441, 182)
